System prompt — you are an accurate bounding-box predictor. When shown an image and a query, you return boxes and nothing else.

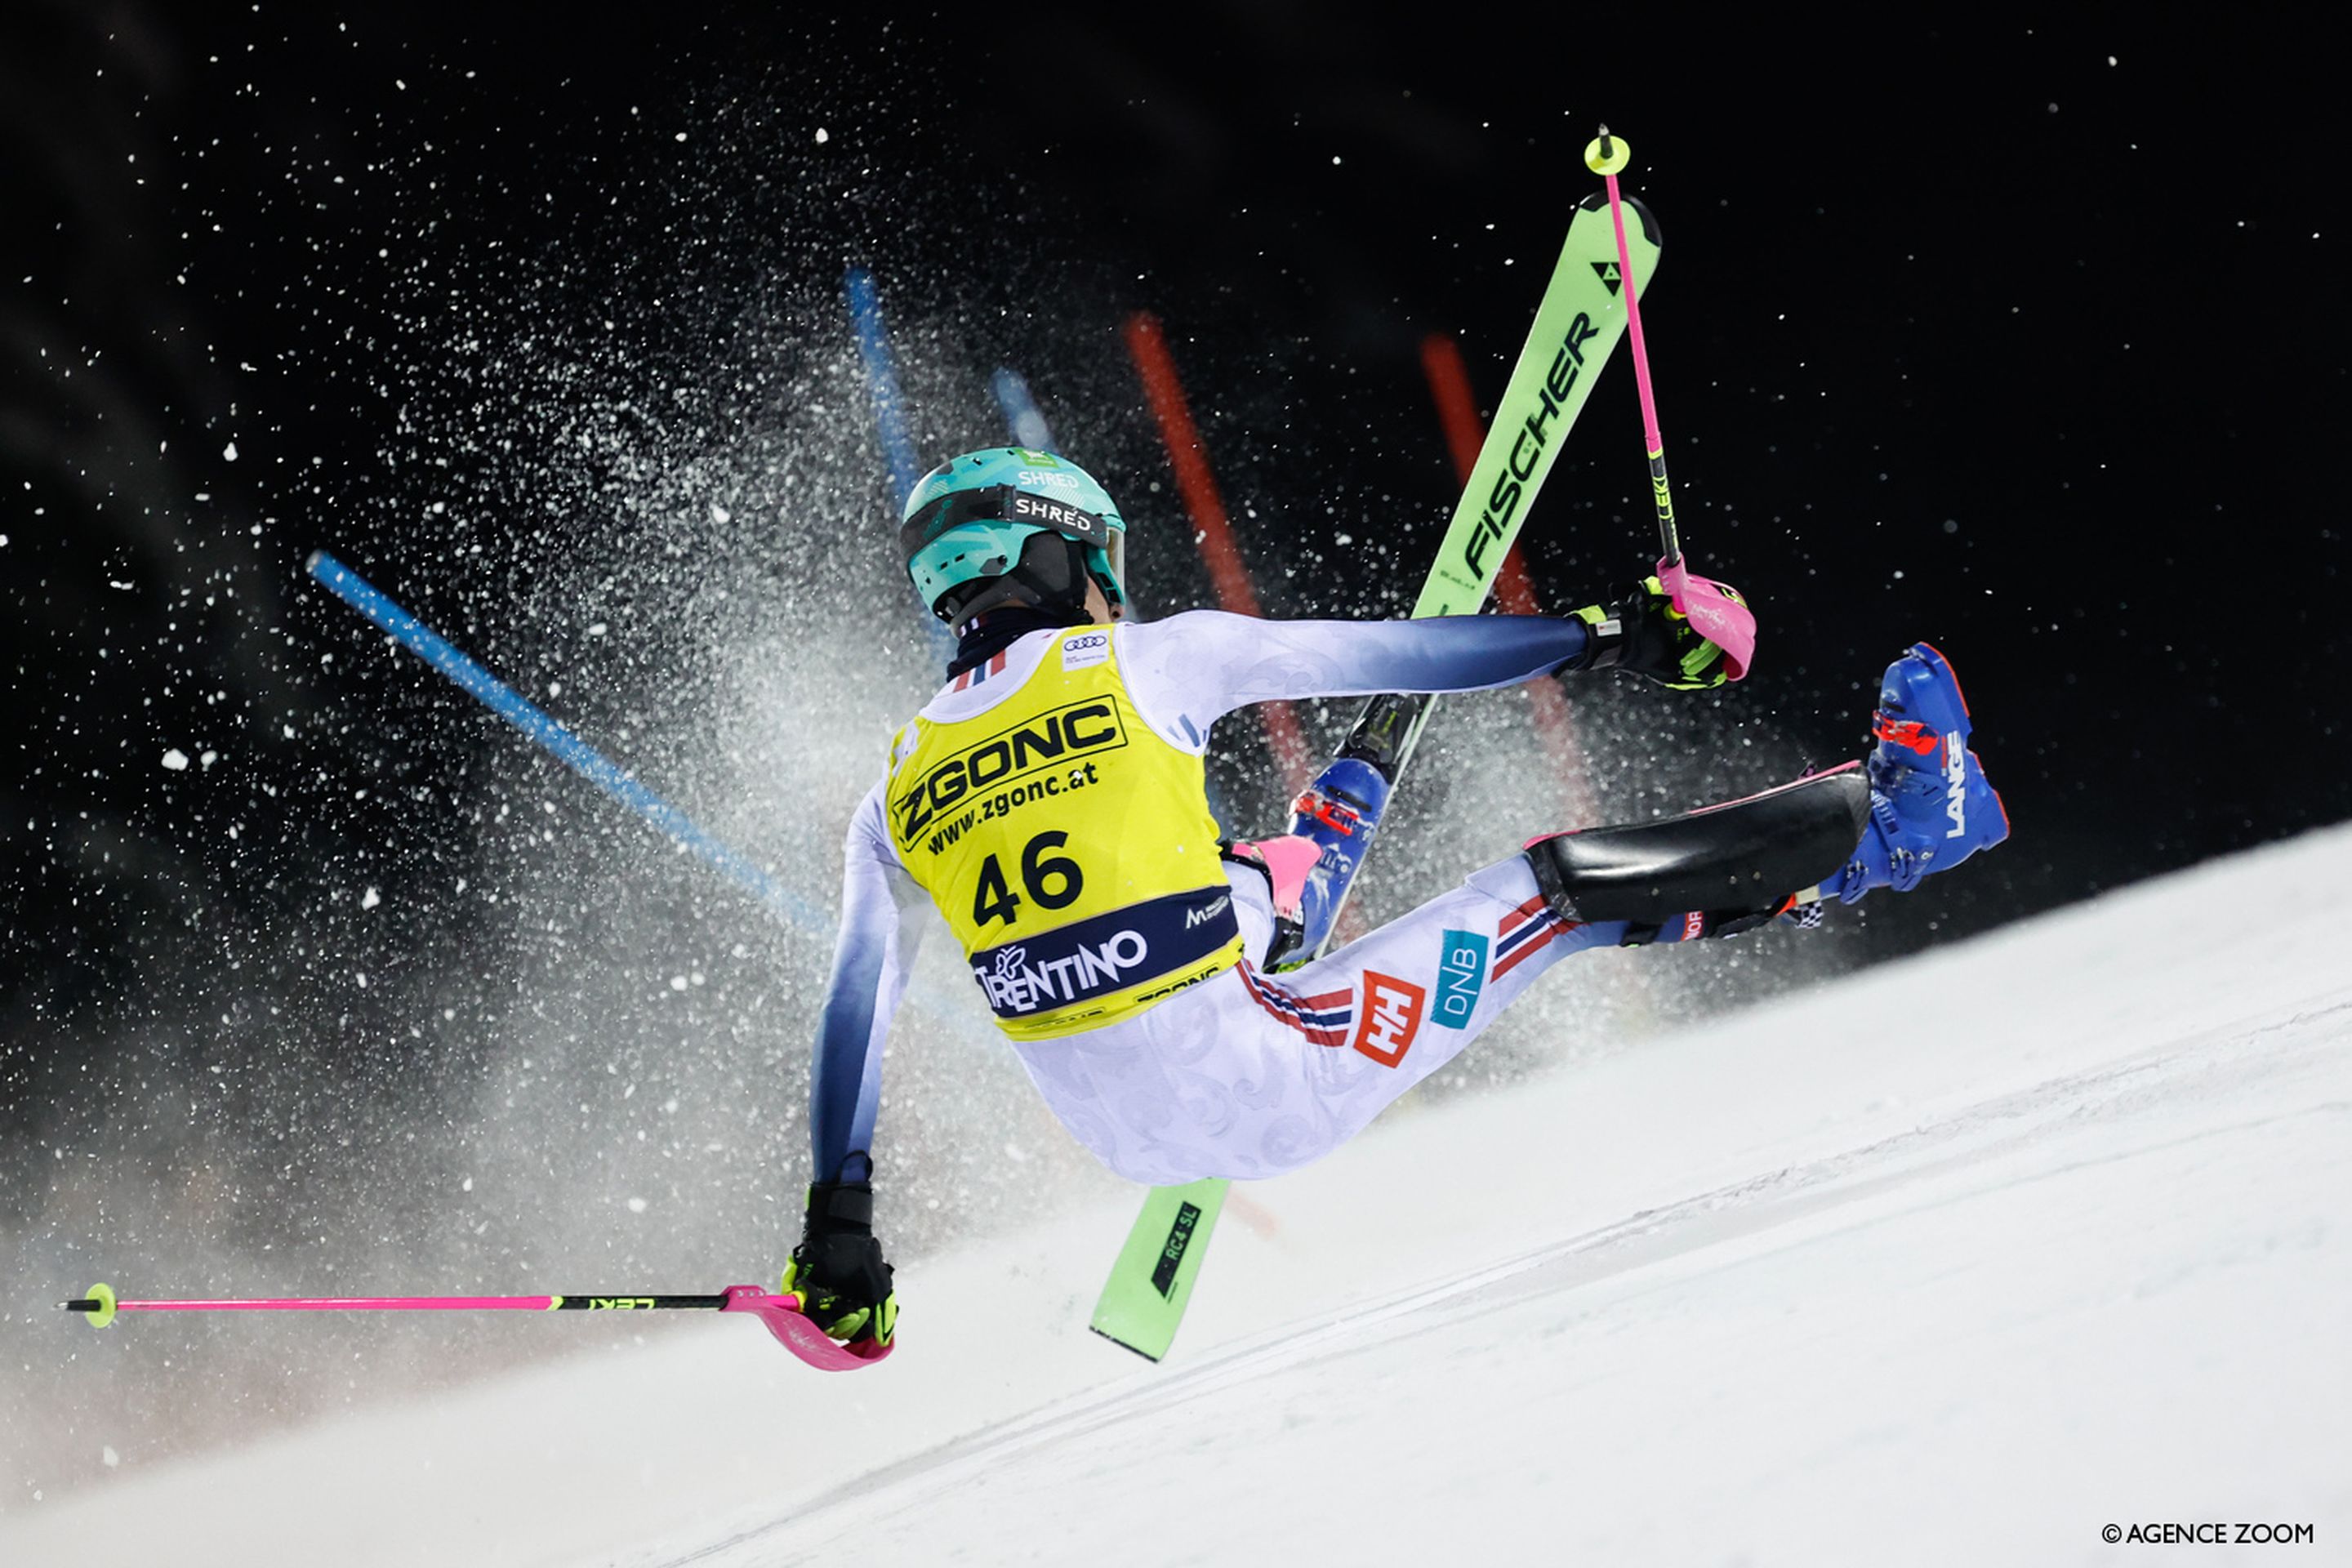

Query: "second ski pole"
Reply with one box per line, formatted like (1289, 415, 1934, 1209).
(61, 1281, 893, 1372)
(1584, 127, 1757, 679)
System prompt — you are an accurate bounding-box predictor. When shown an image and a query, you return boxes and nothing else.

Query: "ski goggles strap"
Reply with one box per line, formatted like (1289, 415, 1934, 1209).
(899, 486, 1116, 559)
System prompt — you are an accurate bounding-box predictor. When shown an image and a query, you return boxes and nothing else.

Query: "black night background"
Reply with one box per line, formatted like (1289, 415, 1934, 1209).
(2, 0, 2347, 1495)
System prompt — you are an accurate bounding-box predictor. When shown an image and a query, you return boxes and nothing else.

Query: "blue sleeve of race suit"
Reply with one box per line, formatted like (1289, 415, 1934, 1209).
(809, 781, 926, 1185)
(1116, 610, 1592, 746)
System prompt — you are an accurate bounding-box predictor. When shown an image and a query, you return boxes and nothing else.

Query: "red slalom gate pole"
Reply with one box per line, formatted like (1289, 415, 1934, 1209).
(1123, 311, 1313, 796)
(1419, 332, 1598, 826)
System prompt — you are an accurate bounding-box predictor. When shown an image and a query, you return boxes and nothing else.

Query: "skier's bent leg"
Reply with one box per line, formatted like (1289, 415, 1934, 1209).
(1038, 842, 1805, 1186)
(1232, 854, 1630, 1160)
(1033, 642, 2014, 1185)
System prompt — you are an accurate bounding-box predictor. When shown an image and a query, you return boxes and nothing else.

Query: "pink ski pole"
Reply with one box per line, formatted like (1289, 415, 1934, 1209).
(1584, 127, 1757, 680)
(61, 1281, 890, 1372)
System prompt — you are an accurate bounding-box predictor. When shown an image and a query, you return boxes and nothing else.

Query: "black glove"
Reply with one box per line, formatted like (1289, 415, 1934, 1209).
(782, 1178, 898, 1347)
(1570, 575, 1740, 691)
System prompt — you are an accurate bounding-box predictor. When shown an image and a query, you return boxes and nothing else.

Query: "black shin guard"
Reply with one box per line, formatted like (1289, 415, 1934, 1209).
(1526, 765, 1869, 924)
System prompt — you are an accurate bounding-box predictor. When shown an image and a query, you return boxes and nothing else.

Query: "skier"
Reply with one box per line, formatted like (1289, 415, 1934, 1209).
(783, 448, 2008, 1348)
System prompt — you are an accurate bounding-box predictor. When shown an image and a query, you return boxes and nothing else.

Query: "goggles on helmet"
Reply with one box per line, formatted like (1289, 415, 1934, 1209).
(899, 484, 1125, 590)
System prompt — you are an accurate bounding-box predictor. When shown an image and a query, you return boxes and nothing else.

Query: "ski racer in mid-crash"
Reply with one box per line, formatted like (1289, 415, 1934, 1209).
(783, 447, 2009, 1350)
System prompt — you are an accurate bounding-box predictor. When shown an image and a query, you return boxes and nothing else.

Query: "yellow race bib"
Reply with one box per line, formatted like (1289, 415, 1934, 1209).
(886, 628, 1241, 1040)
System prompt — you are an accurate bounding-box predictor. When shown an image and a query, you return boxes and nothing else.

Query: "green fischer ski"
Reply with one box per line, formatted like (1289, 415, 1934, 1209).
(1414, 195, 1661, 614)
(1087, 1178, 1227, 1360)
(1089, 192, 1663, 1362)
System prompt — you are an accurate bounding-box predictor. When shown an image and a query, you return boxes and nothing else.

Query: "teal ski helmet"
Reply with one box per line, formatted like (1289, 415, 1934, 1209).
(900, 448, 1128, 628)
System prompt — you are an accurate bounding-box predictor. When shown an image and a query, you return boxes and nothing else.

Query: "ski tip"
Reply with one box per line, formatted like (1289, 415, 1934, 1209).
(303, 548, 331, 577)
(65, 1283, 118, 1327)
(1573, 191, 1664, 247)
(1584, 131, 1630, 176)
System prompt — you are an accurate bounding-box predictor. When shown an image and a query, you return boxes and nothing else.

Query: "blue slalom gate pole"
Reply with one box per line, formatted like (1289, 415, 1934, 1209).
(843, 267, 924, 504)
(990, 367, 1057, 452)
(305, 550, 826, 934)
(844, 266, 957, 659)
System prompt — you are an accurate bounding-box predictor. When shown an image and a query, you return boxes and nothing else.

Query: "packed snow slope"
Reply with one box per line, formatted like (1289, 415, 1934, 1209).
(11, 826, 2350, 1566)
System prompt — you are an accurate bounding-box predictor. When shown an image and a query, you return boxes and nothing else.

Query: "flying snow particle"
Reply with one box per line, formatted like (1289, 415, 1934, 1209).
(222, 441, 238, 461)
(626, 1196, 648, 1214)
(162, 748, 189, 771)
(356, 973, 368, 988)
(461, 1176, 474, 1192)
(361, 887, 381, 910)
(669, 975, 688, 991)
(674, 131, 687, 143)
(102, 1446, 119, 1468)
(587, 621, 608, 637)
(710, 502, 731, 524)
(815, 127, 829, 144)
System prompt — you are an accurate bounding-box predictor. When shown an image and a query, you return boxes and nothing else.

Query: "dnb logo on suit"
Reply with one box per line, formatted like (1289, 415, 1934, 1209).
(1432, 929, 1488, 1030)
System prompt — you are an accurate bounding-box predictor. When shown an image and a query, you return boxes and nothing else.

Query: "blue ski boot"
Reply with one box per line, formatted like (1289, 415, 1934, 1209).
(1269, 692, 1422, 965)
(1823, 642, 2009, 902)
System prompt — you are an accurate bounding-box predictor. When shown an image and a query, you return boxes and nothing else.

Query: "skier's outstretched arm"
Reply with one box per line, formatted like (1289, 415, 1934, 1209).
(1118, 584, 1734, 740)
(791, 779, 921, 1348)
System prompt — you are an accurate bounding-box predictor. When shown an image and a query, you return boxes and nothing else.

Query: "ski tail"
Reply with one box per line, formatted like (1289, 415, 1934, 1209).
(1089, 1179, 1228, 1361)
